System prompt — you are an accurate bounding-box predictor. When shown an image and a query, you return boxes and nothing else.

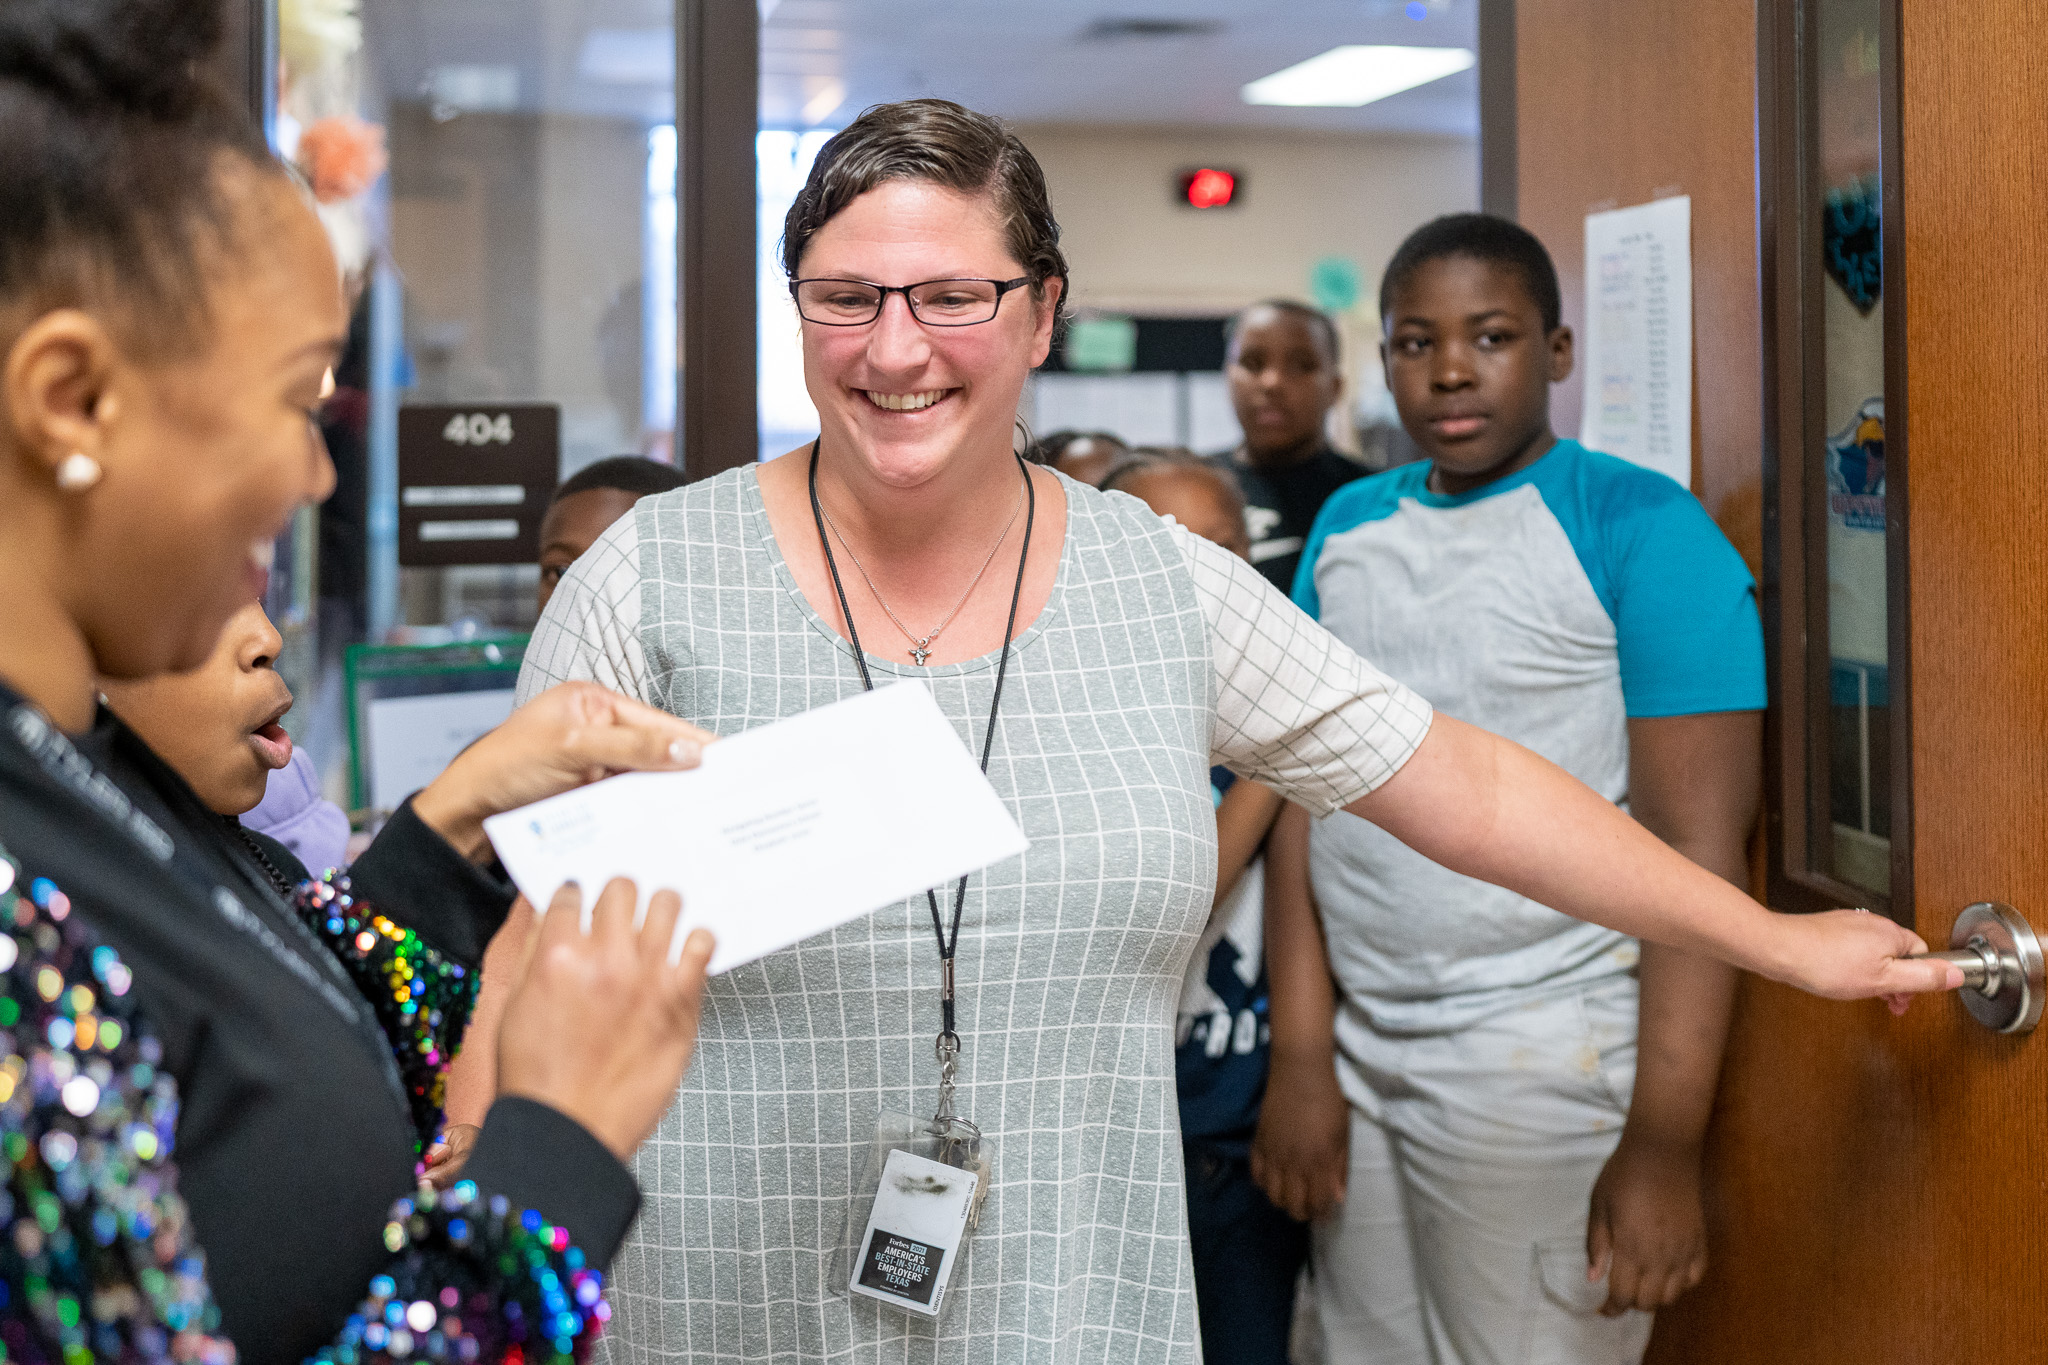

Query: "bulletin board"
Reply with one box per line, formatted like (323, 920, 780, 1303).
(344, 636, 528, 818)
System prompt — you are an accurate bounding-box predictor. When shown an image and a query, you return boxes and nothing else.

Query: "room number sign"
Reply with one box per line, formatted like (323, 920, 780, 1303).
(440, 411, 517, 446)
(397, 403, 559, 567)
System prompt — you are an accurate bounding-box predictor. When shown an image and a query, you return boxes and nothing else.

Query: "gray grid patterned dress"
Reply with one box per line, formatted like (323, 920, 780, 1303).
(516, 467, 1432, 1364)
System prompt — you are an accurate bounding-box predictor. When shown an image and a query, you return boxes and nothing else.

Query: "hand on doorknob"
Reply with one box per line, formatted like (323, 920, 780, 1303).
(1759, 908, 1962, 1012)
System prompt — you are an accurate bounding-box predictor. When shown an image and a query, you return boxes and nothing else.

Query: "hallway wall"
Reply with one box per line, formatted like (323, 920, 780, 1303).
(1018, 124, 1478, 320)
(1515, 0, 1762, 568)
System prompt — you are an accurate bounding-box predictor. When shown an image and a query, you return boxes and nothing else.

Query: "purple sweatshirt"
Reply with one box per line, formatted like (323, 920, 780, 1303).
(241, 747, 352, 874)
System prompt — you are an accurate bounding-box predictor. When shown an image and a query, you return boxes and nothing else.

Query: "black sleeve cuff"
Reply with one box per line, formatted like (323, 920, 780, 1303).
(348, 795, 515, 965)
(461, 1096, 641, 1271)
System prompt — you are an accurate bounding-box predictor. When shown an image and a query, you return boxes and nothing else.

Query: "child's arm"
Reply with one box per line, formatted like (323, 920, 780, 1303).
(1250, 801, 1349, 1222)
(1585, 710, 1759, 1315)
(1214, 776, 1283, 907)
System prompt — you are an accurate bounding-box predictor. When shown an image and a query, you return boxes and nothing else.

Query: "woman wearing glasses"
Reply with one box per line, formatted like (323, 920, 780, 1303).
(521, 98, 1953, 1363)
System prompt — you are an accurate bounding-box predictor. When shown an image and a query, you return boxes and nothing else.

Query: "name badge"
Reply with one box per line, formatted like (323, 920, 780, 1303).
(848, 1147, 980, 1318)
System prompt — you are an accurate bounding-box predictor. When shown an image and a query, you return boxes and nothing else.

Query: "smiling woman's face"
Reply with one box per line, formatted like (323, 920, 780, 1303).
(796, 179, 1060, 492)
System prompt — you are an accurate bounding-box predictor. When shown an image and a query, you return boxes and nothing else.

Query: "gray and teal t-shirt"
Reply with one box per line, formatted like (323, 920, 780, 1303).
(1294, 439, 1765, 1044)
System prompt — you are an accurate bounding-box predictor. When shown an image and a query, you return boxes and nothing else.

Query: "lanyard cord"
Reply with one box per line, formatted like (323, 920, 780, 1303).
(807, 438, 1035, 1045)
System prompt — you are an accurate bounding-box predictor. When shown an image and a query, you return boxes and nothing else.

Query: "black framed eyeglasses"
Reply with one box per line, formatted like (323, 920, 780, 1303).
(790, 276, 1034, 327)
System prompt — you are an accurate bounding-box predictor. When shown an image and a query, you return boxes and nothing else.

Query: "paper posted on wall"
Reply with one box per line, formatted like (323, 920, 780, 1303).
(481, 682, 1030, 975)
(1580, 196, 1693, 488)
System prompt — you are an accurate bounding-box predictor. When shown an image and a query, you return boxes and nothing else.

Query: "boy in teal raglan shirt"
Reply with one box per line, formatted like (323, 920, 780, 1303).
(1252, 214, 1764, 1363)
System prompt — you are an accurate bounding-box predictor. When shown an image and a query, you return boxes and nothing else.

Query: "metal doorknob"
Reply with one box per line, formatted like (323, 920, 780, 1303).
(1911, 902, 2044, 1035)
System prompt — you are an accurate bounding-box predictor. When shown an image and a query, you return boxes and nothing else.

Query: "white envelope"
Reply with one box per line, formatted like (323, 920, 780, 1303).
(482, 682, 1030, 975)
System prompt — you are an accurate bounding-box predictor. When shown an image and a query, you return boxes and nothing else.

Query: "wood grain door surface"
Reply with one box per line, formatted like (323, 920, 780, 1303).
(1656, 3, 2048, 1356)
(1521, 2, 2048, 1359)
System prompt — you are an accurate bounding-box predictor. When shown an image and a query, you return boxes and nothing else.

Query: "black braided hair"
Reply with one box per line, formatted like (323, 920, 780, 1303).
(0, 0, 280, 351)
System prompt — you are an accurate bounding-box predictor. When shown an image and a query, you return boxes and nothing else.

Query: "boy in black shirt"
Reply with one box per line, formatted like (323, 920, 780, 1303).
(1207, 300, 1364, 591)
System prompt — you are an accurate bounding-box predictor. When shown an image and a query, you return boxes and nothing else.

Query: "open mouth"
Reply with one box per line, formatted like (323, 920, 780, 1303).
(861, 388, 956, 413)
(248, 699, 293, 771)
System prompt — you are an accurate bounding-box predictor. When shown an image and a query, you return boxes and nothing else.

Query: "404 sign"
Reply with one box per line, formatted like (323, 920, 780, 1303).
(397, 403, 559, 566)
(441, 410, 517, 446)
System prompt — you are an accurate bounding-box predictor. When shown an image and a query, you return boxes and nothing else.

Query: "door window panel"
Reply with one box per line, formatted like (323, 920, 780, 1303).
(1815, 0, 1890, 894)
(1763, 0, 1907, 916)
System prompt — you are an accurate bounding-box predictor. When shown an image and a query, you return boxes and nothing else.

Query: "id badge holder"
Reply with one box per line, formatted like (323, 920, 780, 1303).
(834, 1035, 990, 1324)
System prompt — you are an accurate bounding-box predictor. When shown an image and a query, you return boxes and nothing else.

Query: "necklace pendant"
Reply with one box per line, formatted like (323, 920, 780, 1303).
(909, 642, 933, 666)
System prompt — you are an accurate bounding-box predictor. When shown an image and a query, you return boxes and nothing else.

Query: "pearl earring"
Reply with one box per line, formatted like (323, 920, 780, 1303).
(54, 452, 102, 492)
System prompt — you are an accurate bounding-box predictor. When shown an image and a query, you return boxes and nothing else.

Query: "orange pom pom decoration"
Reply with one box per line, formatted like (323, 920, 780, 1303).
(298, 115, 388, 204)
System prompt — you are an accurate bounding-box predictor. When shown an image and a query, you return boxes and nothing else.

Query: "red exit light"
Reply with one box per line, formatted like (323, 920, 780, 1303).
(1178, 167, 1241, 209)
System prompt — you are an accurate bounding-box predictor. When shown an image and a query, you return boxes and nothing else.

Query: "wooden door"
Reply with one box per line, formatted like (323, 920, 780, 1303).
(1652, 1, 2048, 1356)
(1517, 1, 2048, 1358)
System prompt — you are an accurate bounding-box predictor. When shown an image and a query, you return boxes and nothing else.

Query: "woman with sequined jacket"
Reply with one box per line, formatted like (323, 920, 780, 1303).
(0, 1, 722, 1361)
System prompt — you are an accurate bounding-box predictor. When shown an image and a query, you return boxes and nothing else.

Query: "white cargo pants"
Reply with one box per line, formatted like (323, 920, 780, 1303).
(1309, 979, 1656, 1365)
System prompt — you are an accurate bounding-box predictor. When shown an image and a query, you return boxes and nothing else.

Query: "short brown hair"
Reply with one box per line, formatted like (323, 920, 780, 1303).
(781, 99, 1068, 300)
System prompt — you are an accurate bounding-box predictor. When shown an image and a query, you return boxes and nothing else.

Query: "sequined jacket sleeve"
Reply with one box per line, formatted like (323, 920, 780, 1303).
(340, 796, 518, 974)
(296, 872, 643, 1278)
(295, 856, 638, 1361)
(0, 858, 623, 1363)
(259, 808, 643, 1269)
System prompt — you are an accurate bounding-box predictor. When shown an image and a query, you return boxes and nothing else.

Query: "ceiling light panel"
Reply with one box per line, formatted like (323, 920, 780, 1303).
(762, 27, 842, 53)
(424, 63, 521, 111)
(1241, 44, 1474, 108)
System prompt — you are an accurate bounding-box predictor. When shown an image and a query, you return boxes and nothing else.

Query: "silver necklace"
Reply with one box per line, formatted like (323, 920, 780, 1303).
(818, 484, 1025, 665)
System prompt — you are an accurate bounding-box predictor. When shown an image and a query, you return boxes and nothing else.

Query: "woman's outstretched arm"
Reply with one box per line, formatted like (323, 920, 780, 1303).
(1346, 713, 1959, 1002)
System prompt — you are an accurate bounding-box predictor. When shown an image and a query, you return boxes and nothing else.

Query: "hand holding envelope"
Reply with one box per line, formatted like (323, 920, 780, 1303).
(483, 683, 1032, 975)
(495, 877, 717, 1160)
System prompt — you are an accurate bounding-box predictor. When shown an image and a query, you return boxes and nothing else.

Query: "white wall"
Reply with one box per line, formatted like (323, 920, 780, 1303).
(1015, 124, 1476, 452)
(537, 113, 649, 473)
(1017, 124, 1478, 320)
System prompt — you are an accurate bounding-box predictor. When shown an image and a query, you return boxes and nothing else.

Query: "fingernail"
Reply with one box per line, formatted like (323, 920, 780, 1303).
(669, 739, 701, 766)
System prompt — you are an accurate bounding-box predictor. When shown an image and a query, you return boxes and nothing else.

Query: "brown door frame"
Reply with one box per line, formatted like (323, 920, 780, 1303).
(1478, 0, 1517, 218)
(212, 0, 274, 135)
(1756, 0, 1913, 922)
(677, 0, 760, 481)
